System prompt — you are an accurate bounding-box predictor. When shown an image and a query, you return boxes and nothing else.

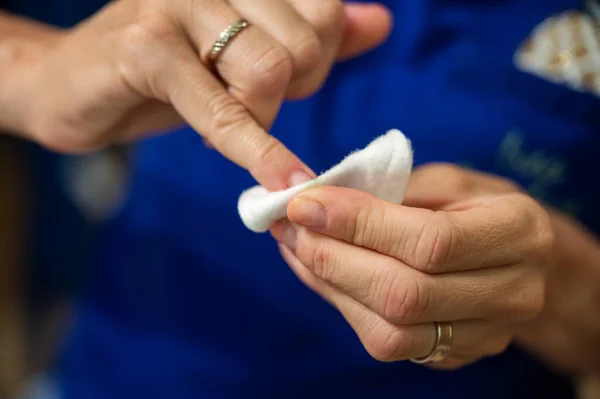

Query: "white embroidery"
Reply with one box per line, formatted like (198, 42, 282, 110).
(494, 129, 583, 215)
(515, 11, 600, 97)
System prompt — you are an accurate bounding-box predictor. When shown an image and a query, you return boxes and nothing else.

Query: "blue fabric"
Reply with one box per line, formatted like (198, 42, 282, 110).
(9, 0, 600, 397)
(3, 0, 105, 27)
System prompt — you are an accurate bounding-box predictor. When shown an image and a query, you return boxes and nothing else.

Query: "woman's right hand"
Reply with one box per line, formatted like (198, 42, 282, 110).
(13, 0, 391, 190)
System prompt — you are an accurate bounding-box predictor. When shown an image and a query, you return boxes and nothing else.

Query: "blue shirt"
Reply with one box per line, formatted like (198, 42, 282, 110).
(10, 0, 600, 398)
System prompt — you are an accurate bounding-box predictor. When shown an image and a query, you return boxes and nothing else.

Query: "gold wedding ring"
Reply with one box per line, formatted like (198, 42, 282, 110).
(410, 321, 453, 364)
(209, 19, 250, 63)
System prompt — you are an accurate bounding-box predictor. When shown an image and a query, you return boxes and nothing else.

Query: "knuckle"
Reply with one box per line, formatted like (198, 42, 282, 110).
(33, 120, 75, 153)
(533, 210, 555, 257)
(0, 39, 36, 65)
(370, 266, 397, 315)
(250, 136, 288, 177)
(507, 271, 545, 322)
(522, 276, 546, 320)
(423, 162, 474, 192)
(291, 32, 323, 76)
(205, 94, 249, 141)
(118, 15, 180, 97)
(453, 173, 476, 193)
(413, 213, 454, 273)
(307, 240, 337, 281)
(285, 75, 324, 100)
(120, 15, 175, 55)
(249, 44, 293, 94)
(506, 193, 555, 257)
(503, 192, 536, 221)
(384, 275, 431, 323)
(344, 205, 363, 245)
(363, 325, 411, 362)
(32, 111, 102, 153)
(347, 198, 381, 247)
(309, 0, 346, 36)
(493, 176, 523, 193)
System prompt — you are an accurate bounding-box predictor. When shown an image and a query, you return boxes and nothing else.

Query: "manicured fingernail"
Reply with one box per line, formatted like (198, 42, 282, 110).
(281, 223, 297, 251)
(290, 198, 327, 228)
(290, 170, 313, 187)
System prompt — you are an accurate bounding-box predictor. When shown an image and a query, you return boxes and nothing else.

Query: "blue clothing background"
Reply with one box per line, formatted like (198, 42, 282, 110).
(7, 0, 600, 398)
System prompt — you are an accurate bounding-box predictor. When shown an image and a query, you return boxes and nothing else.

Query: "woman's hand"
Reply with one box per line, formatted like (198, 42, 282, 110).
(406, 164, 600, 373)
(8, 0, 391, 190)
(272, 163, 554, 369)
(517, 211, 600, 374)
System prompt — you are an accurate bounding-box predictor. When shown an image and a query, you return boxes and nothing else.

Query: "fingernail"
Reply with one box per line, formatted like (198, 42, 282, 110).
(281, 223, 297, 251)
(290, 198, 327, 228)
(290, 170, 313, 187)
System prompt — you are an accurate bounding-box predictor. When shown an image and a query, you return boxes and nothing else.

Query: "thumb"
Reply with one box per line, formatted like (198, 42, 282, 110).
(337, 3, 393, 60)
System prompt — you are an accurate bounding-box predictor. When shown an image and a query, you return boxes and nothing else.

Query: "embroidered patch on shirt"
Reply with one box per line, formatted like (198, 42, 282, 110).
(514, 10, 600, 97)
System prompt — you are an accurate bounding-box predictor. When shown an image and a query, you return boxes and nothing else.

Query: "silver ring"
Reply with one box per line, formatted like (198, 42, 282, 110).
(209, 19, 250, 63)
(410, 321, 453, 364)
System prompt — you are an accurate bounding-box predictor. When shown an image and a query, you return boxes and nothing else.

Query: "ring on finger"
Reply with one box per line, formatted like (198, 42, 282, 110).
(410, 321, 453, 364)
(209, 18, 250, 63)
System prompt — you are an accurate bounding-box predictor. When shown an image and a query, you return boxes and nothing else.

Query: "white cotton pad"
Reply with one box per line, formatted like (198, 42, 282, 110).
(237, 129, 414, 233)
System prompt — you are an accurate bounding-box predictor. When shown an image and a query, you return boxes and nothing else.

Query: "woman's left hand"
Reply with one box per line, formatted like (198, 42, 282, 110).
(272, 163, 554, 369)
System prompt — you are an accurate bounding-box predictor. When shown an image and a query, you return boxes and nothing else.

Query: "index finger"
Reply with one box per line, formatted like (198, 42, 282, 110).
(144, 33, 314, 190)
(287, 186, 551, 273)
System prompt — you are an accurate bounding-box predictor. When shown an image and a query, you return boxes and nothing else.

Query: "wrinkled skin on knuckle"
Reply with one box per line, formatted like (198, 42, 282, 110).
(339, 200, 363, 246)
(504, 193, 555, 261)
(344, 196, 385, 248)
(384, 275, 430, 324)
(363, 324, 411, 362)
(248, 44, 293, 96)
(284, 36, 326, 100)
(370, 265, 399, 318)
(501, 193, 535, 228)
(350, 205, 372, 247)
(205, 93, 248, 143)
(249, 135, 289, 178)
(301, 238, 337, 281)
(290, 32, 323, 78)
(413, 214, 454, 273)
